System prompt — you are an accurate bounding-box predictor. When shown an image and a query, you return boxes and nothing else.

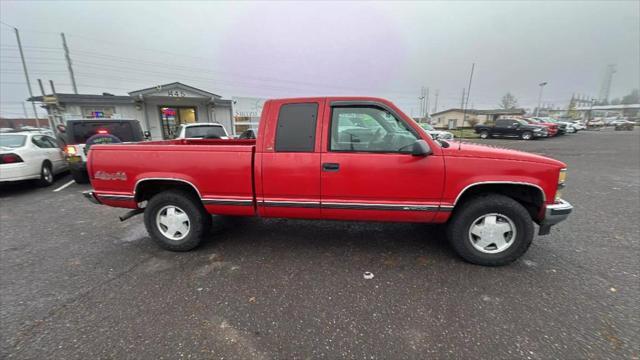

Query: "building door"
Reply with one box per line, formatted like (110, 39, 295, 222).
(448, 119, 457, 129)
(159, 106, 197, 139)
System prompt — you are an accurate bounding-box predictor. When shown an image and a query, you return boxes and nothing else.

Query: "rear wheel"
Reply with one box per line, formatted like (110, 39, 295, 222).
(479, 130, 490, 139)
(70, 168, 89, 184)
(446, 194, 534, 266)
(38, 162, 54, 187)
(144, 190, 212, 251)
(520, 131, 533, 140)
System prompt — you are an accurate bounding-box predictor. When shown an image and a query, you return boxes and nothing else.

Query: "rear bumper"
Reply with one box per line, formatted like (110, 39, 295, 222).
(538, 199, 573, 235)
(83, 190, 101, 205)
(0, 162, 40, 182)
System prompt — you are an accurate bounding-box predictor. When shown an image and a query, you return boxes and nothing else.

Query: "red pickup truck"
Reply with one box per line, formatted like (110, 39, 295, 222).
(84, 97, 573, 266)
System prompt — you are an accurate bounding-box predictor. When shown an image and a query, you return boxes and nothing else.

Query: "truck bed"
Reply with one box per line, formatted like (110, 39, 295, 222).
(87, 139, 257, 216)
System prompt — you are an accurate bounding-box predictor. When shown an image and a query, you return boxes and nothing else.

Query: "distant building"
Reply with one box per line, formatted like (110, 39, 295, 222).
(28, 82, 234, 140)
(430, 108, 526, 129)
(0, 118, 43, 130)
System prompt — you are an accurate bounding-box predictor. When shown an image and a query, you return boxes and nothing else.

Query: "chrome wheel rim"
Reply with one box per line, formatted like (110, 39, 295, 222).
(156, 205, 190, 241)
(43, 166, 53, 183)
(468, 213, 516, 254)
(523, 133, 532, 140)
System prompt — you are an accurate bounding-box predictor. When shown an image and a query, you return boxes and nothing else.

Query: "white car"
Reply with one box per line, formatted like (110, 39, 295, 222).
(0, 132, 68, 186)
(176, 123, 230, 139)
(419, 124, 455, 141)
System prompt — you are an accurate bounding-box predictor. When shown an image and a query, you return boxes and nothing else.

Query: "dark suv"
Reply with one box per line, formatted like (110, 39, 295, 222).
(60, 119, 145, 183)
(475, 118, 548, 140)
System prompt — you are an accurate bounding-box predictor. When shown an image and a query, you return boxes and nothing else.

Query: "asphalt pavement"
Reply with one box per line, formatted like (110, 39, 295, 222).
(1, 128, 638, 359)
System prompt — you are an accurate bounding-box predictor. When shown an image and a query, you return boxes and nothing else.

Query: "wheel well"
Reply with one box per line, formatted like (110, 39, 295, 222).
(454, 184, 544, 220)
(134, 180, 200, 203)
(42, 159, 52, 168)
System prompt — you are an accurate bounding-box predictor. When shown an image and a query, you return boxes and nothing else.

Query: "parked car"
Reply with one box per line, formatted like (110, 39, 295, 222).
(522, 118, 558, 136)
(61, 119, 145, 183)
(534, 117, 569, 134)
(475, 118, 548, 140)
(570, 121, 586, 131)
(0, 132, 68, 186)
(84, 97, 572, 266)
(176, 123, 230, 139)
(614, 120, 635, 131)
(238, 128, 257, 139)
(419, 123, 455, 140)
(586, 118, 605, 129)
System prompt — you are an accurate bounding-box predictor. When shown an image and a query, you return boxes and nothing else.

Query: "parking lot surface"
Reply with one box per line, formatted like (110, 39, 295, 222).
(1, 128, 638, 359)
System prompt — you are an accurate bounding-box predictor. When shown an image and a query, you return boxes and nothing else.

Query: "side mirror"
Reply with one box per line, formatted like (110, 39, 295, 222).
(412, 139, 432, 156)
(143, 131, 151, 139)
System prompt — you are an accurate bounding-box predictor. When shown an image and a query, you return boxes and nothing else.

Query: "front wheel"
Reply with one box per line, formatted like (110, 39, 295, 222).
(479, 130, 490, 139)
(144, 190, 212, 251)
(520, 131, 533, 140)
(446, 194, 534, 266)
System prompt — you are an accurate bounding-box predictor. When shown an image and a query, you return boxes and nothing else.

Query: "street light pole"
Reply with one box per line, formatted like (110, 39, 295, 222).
(536, 81, 548, 117)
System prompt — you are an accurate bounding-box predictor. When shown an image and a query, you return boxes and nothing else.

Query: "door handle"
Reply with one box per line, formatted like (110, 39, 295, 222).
(322, 163, 340, 172)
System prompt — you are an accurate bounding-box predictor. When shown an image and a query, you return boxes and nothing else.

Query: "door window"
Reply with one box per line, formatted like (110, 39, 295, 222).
(329, 106, 418, 153)
(32, 135, 55, 148)
(274, 103, 318, 152)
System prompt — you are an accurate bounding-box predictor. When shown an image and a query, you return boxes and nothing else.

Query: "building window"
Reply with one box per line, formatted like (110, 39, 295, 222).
(82, 106, 115, 119)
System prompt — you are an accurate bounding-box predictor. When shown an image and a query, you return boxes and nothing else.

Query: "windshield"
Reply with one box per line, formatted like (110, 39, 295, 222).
(184, 125, 226, 138)
(0, 135, 27, 148)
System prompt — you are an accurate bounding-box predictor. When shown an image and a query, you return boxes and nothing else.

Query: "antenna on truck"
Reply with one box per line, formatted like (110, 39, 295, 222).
(459, 63, 475, 150)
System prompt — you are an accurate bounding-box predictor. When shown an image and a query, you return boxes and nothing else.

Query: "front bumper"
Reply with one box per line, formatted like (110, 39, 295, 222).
(83, 190, 101, 205)
(538, 199, 573, 235)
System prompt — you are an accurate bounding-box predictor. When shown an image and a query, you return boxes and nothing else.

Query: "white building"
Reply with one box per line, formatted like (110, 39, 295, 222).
(29, 82, 234, 140)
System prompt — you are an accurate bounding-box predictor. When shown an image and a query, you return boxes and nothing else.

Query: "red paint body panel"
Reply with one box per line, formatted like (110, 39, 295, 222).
(88, 96, 567, 224)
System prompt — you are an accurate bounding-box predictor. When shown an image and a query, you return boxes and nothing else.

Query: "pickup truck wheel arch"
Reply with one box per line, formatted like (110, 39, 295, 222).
(453, 182, 545, 222)
(134, 178, 202, 204)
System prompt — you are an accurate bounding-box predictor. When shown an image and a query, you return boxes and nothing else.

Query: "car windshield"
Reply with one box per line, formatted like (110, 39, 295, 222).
(184, 125, 226, 138)
(0, 135, 27, 148)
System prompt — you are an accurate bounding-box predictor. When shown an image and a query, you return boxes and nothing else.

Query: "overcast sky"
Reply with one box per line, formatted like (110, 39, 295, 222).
(1, 0, 638, 118)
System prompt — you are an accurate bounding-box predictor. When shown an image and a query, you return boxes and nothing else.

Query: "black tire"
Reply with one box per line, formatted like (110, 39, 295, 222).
(520, 131, 533, 140)
(38, 162, 54, 187)
(446, 194, 534, 266)
(143, 190, 212, 251)
(479, 130, 490, 139)
(70, 168, 90, 184)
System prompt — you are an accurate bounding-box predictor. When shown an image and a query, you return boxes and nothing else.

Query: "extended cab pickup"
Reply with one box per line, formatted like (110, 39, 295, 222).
(84, 97, 573, 266)
(475, 118, 548, 140)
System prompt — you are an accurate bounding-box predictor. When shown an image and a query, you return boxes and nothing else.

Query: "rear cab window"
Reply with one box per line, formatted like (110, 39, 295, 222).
(274, 103, 318, 152)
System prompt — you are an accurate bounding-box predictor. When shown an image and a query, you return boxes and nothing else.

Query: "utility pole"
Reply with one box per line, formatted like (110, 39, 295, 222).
(14, 27, 40, 127)
(418, 86, 425, 120)
(21, 102, 28, 118)
(536, 81, 548, 117)
(433, 90, 439, 114)
(461, 88, 466, 109)
(61, 32, 78, 94)
(425, 88, 430, 121)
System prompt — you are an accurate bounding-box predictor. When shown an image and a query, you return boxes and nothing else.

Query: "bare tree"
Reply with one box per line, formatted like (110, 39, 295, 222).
(499, 92, 519, 109)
